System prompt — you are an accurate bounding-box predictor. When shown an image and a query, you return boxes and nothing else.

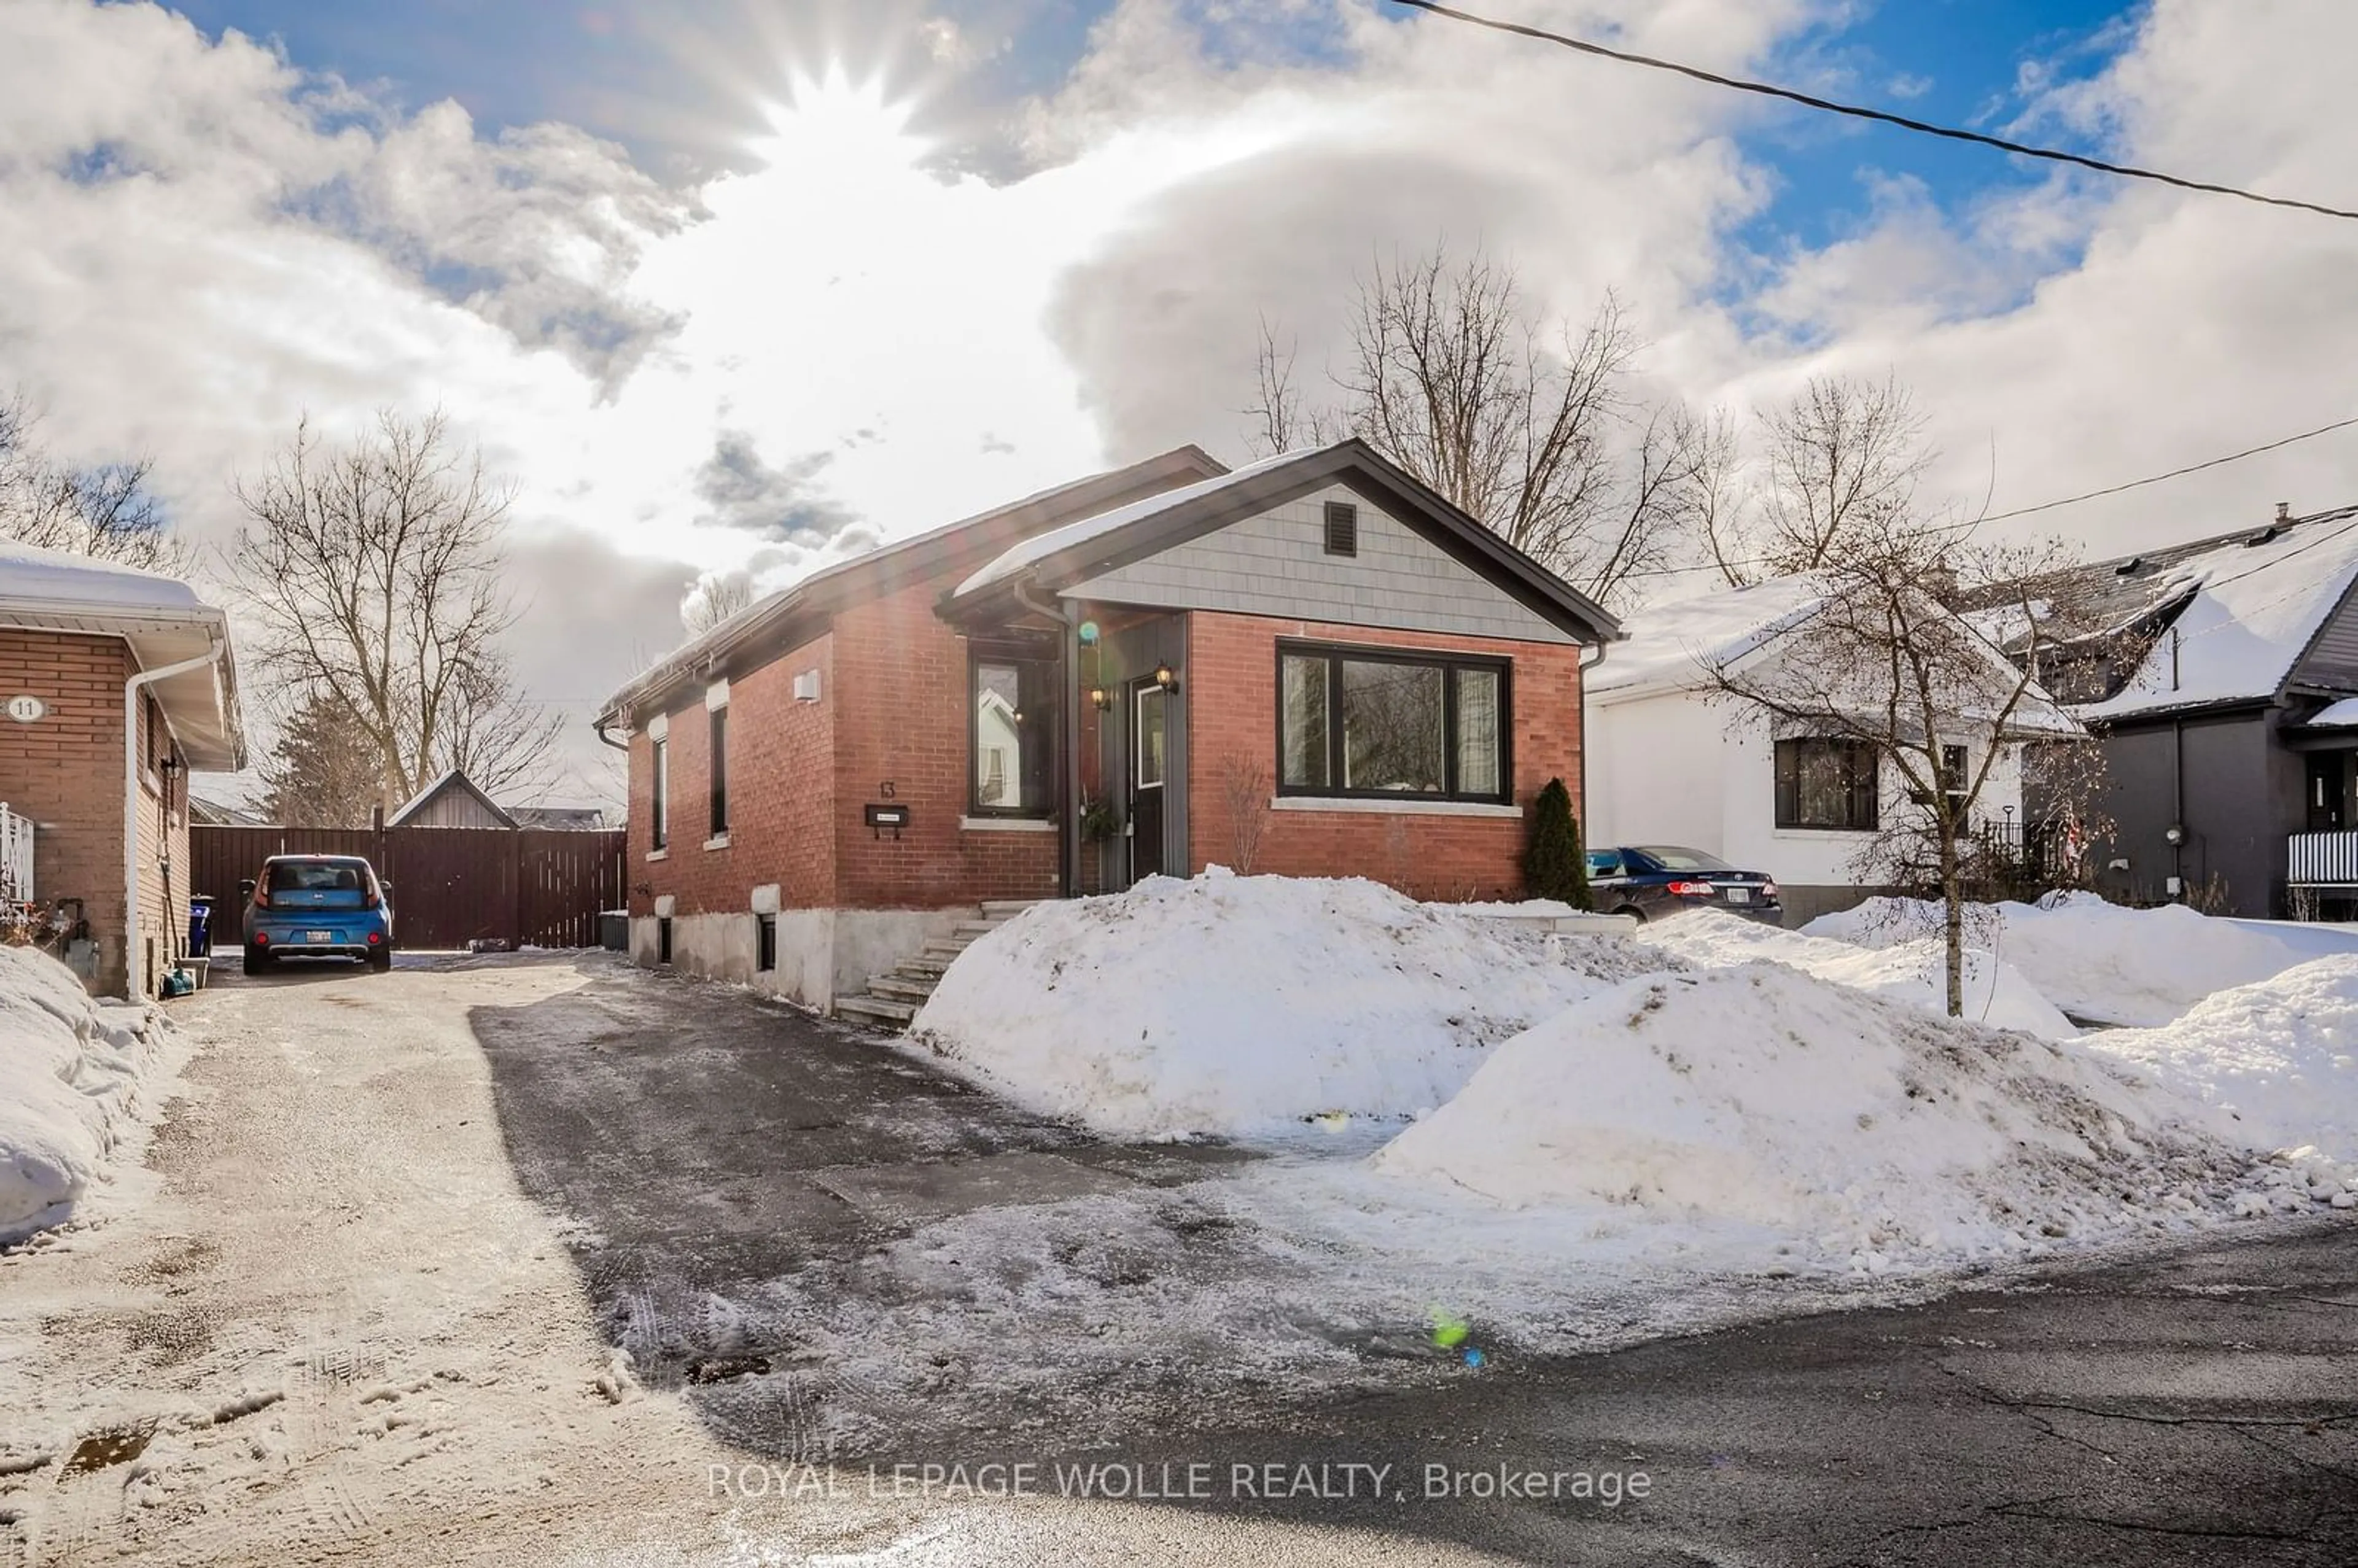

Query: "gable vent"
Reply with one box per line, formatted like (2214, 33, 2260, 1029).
(1323, 500, 1359, 557)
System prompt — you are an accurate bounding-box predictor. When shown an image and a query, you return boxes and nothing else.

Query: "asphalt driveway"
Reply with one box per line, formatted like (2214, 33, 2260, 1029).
(470, 961, 2358, 1567)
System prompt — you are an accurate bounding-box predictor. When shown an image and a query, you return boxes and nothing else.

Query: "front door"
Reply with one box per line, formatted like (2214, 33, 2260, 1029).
(1130, 680, 1167, 882)
(2308, 753, 2353, 831)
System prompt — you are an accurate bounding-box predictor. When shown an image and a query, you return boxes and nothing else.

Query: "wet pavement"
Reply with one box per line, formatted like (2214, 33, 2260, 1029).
(471, 961, 2358, 1566)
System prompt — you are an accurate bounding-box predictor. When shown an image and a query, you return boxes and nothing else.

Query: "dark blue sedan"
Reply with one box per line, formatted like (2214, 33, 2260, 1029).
(240, 855, 395, 974)
(1586, 845, 1782, 924)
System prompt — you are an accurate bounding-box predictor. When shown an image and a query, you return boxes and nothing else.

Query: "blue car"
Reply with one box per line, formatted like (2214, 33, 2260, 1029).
(1586, 845, 1783, 924)
(241, 855, 395, 974)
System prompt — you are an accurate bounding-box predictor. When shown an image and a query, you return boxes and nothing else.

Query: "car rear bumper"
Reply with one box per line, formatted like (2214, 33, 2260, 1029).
(248, 925, 391, 957)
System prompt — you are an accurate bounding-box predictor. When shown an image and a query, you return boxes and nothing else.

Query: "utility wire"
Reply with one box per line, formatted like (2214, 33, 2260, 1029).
(1386, 0, 2358, 223)
(1624, 412, 2358, 580)
(1979, 416, 2358, 522)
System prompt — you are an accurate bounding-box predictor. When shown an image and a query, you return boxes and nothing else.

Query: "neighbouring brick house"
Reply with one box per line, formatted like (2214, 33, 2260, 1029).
(1, 542, 246, 998)
(594, 439, 1620, 1013)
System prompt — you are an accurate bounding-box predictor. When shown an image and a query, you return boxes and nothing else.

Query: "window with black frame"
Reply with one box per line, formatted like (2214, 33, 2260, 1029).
(1773, 737, 1880, 830)
(970, 648, 1055, 815)
(1277, 642, 1511, 802)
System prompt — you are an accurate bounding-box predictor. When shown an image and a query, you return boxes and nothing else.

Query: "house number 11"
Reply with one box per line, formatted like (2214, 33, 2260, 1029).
(6, 695, 44, 724)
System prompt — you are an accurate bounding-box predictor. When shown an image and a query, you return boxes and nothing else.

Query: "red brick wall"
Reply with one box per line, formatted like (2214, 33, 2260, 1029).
(1184, 611, 1585, 901)
(0, 628, 193, 996)
(830, 583, 1060, 909)
(629, 632, 836, 919)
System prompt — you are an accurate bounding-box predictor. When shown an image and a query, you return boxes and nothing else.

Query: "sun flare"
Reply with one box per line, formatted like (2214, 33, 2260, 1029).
(750, 67, 931, 177)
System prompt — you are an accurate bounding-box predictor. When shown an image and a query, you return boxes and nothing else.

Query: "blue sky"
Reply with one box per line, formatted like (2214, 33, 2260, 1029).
(171, 0, 2141, 231)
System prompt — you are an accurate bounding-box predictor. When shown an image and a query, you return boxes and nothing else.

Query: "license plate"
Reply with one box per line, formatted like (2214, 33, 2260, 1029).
(1724, 888, 1751, 905)
(306, 930, 333, 943)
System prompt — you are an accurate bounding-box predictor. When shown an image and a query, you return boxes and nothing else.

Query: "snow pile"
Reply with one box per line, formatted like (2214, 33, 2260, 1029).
(0, 945, 176, 1239)
(1641, 910, 2077, 1039)
(910, 874, 1659, 1138)
(1805, 893, 2337, 1026)
(2085, 956, 2358, 1168)
(1373, 964, 2257, 1272)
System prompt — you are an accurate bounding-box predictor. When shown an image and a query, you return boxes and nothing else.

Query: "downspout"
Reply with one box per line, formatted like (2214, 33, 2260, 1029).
(1014, 580, 1080, 901)
(125, 636, 225, 1000)
(1576, 639, 1611, 831)
(2172, 716, 2185, 899)
(594, 718, 629, 752)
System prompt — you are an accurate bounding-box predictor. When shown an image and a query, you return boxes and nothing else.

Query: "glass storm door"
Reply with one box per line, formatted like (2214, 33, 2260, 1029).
(1130, 681, 1167, 882)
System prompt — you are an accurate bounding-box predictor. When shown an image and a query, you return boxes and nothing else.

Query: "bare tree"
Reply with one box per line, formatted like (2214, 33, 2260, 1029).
(1756, 373, 1933, 575)
(681, 569, 758, 637)
(227, 410, 561, 810)
(1705, 517, 2103, 1017)
(0, 390, 187, 572)
(1248, 244, 1713, 609)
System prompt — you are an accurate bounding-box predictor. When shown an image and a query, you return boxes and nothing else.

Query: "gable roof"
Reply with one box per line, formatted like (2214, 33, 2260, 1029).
(1970, 504, 2358, 721)
(387, 769, 519, 829)
(941, 438, 1622, 643)
(1594, 572, 2079, 736)
(1587, 576, 1828, 701)
(0, 538, 247, 769)
(596, 446, 1226, 728)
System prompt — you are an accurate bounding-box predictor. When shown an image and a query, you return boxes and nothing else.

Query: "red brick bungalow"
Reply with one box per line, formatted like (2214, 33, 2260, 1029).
(593, 439, 1620, 1014)
(0, 542, 246, 998)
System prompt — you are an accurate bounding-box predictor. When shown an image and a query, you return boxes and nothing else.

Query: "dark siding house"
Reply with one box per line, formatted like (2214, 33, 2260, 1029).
(1989, 503, 2358, 917)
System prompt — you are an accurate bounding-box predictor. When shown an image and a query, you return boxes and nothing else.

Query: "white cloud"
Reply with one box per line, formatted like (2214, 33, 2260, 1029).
(6, 0, 2358, 798)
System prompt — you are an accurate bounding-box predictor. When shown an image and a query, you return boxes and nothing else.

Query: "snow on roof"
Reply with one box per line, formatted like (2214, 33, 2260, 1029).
(0, 538, 210, 616)
(1586, 576, 1829, 698)
(2304, 697, 2358, 729)
(955, 448, 1313, 597)
(2074, 510, 2358, 720)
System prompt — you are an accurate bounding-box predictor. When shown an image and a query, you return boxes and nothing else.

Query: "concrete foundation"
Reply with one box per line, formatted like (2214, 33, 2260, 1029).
(632, 906, 968, 1011)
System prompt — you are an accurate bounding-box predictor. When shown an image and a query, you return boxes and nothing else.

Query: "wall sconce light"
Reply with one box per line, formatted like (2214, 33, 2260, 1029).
(1089, 686, 1111, 711)
(1152, 662, 1178, 694)
(2163, 823, 2186, 847)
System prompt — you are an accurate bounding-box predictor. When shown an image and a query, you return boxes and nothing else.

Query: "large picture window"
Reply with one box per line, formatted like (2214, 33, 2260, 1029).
(1276, 641, 1512, 803)
(970, 646, 1055, 816)
(1774, 737, 1880, 831)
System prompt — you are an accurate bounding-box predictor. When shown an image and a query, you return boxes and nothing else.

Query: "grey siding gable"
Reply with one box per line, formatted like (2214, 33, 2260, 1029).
(2294, 580, 2358, 693)
(1064, 483, 1576, 644)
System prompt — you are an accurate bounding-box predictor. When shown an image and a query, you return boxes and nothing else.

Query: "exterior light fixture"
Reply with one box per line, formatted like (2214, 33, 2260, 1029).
(2164, 823, 2186, 846)
(1089, 686, 1111, 711)
(1152, 662, 1178, 693)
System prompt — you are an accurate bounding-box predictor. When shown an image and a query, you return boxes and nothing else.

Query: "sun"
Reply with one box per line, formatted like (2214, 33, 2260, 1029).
(750, 67, 932, 179)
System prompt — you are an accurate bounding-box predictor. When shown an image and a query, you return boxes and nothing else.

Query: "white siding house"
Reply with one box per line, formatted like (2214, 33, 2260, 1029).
(1587, 578, 2068, 925)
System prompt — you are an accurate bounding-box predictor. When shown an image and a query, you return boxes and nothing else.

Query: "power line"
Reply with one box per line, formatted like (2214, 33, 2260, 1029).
(1386, 0, 2358, 224)
(1980, 416, 2358, 522)
(1625, 411, 2358, 581)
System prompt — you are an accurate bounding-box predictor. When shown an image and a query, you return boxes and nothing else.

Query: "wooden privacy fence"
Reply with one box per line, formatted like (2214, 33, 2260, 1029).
(189, 825, 627, 951)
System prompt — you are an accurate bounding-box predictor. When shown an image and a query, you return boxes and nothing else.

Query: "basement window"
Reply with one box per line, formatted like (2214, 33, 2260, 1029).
(656, 917, 673, 965)
(756, 914, 777, 974)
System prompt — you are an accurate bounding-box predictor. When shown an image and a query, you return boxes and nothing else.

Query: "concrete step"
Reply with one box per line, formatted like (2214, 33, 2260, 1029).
(869, 974, 937, 1003)
(951, 920, 998, 939)
(978, 899, 1041, 919)
(897, 954, 952, 977)
(834, 993, 917, 1028)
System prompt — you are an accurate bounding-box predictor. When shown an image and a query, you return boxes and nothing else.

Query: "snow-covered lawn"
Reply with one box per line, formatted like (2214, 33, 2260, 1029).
(0, 944, 183, 1241)
(1804, 891, 2358, 1027)
(1638, 910, 2076, 1039)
